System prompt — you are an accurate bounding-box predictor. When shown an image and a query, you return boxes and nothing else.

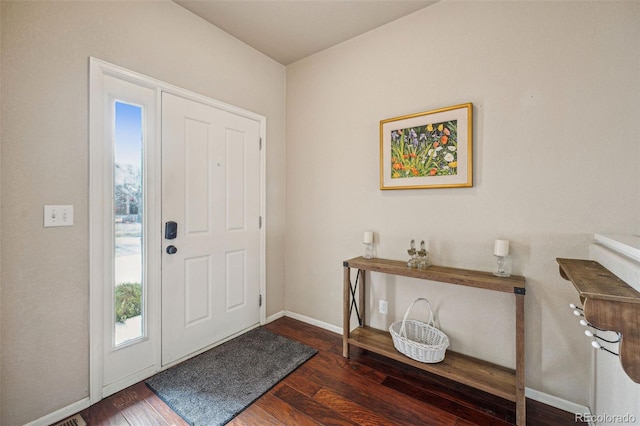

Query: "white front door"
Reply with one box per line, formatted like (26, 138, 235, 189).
(161, 93, 262, 366)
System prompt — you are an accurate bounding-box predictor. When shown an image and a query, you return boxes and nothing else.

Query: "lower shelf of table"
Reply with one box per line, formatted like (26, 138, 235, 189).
(347, 326, 517, 402)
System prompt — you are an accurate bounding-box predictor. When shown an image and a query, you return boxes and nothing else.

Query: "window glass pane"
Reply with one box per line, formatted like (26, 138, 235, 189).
(114, 101, 144, 346)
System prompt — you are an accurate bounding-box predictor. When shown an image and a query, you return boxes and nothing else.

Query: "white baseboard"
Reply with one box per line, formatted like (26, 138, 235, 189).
(526, 388, 592, 421)
(266, 310, 286, 323)
(267, 310, 342, 335)
(24, 397, 90, 426)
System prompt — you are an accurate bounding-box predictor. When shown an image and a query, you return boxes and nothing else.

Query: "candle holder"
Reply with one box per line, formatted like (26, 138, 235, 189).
(417, 240, 431, 269)
(363, 231, 374, 259)
(493, 255, 512, 277)
(407, 239, 418, 267)
(363, 242, 373, 259)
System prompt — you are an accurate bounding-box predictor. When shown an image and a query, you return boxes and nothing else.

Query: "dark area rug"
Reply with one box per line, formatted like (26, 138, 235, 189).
(146, 327, 317, 425)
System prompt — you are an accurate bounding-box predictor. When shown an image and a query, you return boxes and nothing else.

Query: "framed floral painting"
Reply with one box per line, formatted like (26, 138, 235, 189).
(380, 103, 473, 190)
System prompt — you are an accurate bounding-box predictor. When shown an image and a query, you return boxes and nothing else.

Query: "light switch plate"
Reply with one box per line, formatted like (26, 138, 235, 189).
(44, 205, 74, 227)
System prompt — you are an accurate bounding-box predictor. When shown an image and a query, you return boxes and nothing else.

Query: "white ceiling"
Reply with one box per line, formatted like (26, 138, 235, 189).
(174, 1, 436, 65)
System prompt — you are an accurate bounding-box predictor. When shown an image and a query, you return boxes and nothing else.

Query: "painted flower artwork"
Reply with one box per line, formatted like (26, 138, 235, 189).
(390, 120, 458, 179)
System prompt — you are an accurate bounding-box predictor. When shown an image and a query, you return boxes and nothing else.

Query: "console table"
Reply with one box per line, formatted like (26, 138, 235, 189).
(343, 257, 526, 425)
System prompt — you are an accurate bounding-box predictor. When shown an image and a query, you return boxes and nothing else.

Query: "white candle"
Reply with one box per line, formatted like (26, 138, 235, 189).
(494, 239, 509, 257)
(363, 231, 373, 244)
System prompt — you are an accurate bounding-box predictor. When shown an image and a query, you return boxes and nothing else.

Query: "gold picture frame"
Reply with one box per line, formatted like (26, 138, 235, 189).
(380, 103, 473, 190)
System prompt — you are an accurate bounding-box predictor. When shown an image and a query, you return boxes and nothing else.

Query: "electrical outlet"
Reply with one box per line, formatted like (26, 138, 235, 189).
(379, 300, 388, 315)
(44, 205, 74, 227)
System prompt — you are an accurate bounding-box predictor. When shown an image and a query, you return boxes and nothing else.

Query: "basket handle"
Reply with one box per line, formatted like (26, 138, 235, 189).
(399, 298, 435, 338)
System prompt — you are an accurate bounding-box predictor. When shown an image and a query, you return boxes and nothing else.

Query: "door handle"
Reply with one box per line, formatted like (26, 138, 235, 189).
(165, 221, 178, 240)
(166, 245, 178, 255)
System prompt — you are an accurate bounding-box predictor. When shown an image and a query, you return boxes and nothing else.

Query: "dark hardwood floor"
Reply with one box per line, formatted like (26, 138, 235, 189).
(76, 317, 582, 425)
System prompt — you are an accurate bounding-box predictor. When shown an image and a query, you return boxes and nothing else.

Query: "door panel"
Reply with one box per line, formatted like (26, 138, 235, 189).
(184, 256, 211, 325)
(184, 118, 210, 233)
(226, 250, 246, 309)
(226, 129, 246, 230)
(161, 93, 261, 366)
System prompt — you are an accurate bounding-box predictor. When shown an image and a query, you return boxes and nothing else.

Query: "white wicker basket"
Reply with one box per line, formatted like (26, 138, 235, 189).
(389, 298, 449, 363)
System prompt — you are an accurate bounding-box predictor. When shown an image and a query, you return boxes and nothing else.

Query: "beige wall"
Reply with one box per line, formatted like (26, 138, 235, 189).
(2, 0, 639, 423)
(0, 1, 285, 425)
(285, 1, 640, 406)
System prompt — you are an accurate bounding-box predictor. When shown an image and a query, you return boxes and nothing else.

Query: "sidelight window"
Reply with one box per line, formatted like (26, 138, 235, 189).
(114, 101, 144, 346)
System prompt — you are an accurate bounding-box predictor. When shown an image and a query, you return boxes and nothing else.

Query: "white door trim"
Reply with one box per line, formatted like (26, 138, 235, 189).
(89, 57, 267, 404)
